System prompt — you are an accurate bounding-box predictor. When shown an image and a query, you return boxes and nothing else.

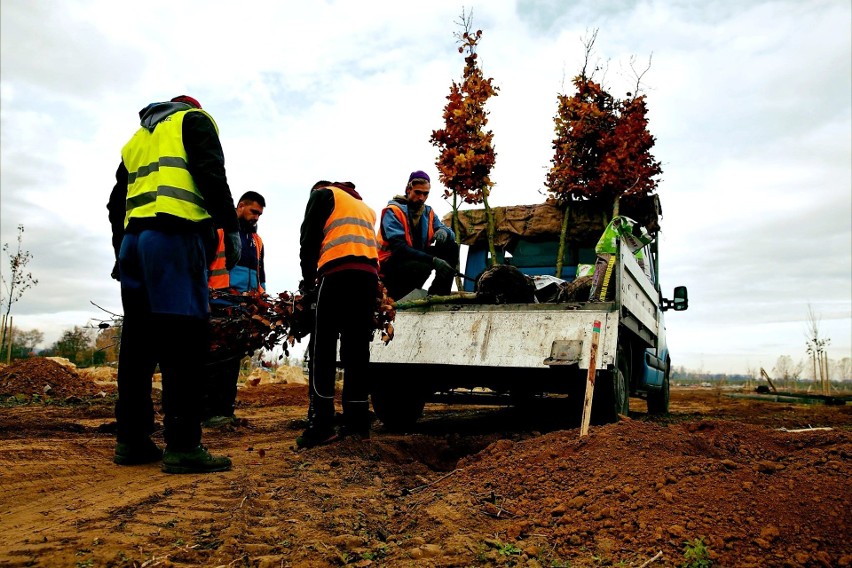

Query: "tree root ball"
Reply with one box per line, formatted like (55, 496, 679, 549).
(475, 265, 536, 304)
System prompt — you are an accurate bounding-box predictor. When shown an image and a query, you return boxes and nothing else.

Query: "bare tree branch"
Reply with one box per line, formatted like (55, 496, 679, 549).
(628, 52, 653, 100)
(453, 7, 473, 44)
(579, 28, 598, 81)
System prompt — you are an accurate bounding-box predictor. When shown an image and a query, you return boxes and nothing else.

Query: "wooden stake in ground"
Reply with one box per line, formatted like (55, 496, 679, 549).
(759, 367, 778, 393)
(580, 319, 601, 437)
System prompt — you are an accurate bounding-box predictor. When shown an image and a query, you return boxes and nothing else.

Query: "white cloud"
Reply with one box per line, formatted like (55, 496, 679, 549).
(1, 0, 849, 372)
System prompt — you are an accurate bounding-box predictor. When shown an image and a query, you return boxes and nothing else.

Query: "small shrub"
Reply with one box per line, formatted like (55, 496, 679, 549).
(682, 537, 712, 568)
(497, 541, 521, 556)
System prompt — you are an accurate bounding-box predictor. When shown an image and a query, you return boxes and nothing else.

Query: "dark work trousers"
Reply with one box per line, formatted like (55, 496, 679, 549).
(116, 230, 209, 450)
(115, 307, 157, 443)
(203, 296, 248, 419)
(202, 357, 242, 420)
(308, 270, 378, 431)
(117, 305, 209, 450)
(380, 238, 459, 301)
(201, 355, 242, 419)
(305, 333, 316, 426)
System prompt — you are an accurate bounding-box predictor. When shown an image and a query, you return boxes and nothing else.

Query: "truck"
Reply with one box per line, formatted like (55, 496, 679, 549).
(367, 198, 688, 429)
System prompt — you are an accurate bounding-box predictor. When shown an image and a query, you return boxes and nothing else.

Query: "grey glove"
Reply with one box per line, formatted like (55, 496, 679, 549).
(433, 227, 450, 245)
(224, 231, 242, 271)
(432, 257, 456, 279)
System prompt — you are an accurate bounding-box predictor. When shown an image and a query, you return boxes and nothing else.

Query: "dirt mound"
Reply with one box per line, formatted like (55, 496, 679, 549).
(79, 366, 117, 383)
(407, 418, 852, 566)
(0, 357, 113, 399)
(236, 382, 308, 407)
(274, 365, 308, 384)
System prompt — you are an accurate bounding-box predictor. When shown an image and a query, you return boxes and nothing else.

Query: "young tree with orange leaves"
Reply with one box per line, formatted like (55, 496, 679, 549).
(430, 11, 500, 266)
(546, 32, 661, 277)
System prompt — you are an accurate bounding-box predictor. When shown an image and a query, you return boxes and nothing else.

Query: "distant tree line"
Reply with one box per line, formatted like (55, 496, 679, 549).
(673, 353, 852, 388)
(7, 321, 849, 385)
(2, 325, 112, 368)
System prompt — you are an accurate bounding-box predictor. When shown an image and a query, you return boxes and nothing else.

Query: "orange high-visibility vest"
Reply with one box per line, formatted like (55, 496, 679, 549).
(208, 229, 264, 292)
(376, 203, 435, 265)
(317, 187, 378, 271)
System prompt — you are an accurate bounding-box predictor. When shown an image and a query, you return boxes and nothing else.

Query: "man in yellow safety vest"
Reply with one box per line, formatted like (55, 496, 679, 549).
(107, 95, 239, 473)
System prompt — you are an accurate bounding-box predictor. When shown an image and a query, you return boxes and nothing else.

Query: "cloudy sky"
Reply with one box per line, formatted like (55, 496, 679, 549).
(1, 0, 850, 375)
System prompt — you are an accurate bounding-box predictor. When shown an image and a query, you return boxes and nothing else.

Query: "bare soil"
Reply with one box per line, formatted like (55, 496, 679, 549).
(1, 359, 850, 567)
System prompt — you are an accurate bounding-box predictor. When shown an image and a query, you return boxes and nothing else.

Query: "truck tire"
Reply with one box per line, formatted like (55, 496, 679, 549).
(592, 344, 630, 424)
(647, 359, 670, 415)
(369, 368, 426, 431)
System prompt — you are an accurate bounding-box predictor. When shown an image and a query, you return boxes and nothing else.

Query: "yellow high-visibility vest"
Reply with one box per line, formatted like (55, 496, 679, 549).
(121, 109, 216, 227)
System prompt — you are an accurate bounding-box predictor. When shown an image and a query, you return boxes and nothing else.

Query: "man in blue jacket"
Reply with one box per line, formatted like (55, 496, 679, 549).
(377, 171, 458, 301)
(202, 191, 267, 427)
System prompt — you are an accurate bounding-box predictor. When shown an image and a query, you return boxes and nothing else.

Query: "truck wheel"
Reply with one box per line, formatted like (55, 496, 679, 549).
(647, 359, 670, 415)
(592, 344, 630, 424)
(369, 371, 426, 431)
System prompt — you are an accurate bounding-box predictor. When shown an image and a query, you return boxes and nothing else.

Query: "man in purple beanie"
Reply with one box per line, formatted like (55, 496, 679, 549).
(376, 170, 459, 300)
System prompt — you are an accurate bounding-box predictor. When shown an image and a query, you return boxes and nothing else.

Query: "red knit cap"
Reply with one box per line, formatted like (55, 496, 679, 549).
(171, 95, 201, 109)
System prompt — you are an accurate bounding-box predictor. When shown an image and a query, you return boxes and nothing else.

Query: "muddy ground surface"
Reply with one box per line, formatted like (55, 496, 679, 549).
(1, 358, 851, 567)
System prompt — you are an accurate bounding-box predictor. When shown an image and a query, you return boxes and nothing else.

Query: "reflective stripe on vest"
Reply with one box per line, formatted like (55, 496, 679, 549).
(208, 229, 264, 292)
(317, 187, 378, 270)
(121, 109, 216, 227)
(376, 203, 435, 265)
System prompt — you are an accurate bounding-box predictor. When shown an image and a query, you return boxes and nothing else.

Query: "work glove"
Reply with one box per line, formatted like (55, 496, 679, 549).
(224, 231, 242, 271)
(111, 260, 120, 281)
(298, 280, 318, 307)
(433, 227, 450, 245)
(293, 280, 317, 339)
(432, 257, 456, 279)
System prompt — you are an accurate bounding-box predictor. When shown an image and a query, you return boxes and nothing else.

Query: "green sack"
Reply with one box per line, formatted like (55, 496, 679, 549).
(594, 216, 654, 255)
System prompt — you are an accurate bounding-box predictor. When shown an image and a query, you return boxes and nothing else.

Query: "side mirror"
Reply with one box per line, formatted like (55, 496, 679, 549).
(661, 286, 688, 312)
(672, 286, 688, 311)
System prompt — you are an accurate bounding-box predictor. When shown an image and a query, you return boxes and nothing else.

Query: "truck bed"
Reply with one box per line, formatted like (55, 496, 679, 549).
(370, 242, 658, 371)
(370, 302, 619, 370)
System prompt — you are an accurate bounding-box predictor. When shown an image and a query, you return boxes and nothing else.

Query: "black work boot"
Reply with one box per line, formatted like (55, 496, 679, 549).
(161, 445, 232, 474)
(340, 402, 371, 440)
(295, 425, 339, 449)
(114, 438, 163, 465)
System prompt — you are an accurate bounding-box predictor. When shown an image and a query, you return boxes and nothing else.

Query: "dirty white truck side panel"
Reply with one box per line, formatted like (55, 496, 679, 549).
(618, 242, 659, 339)
(370, 242, 660, 372)
(370, 307, 619, 370)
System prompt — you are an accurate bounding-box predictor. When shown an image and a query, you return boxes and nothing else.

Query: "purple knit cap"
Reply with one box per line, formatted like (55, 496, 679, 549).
(408, 170, 430, 183)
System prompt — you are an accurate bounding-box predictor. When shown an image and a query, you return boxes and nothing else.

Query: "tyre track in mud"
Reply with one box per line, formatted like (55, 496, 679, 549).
(2, 386, 851, 567)
(0, 401, 478, 566)
(0, 433, 248, 566)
